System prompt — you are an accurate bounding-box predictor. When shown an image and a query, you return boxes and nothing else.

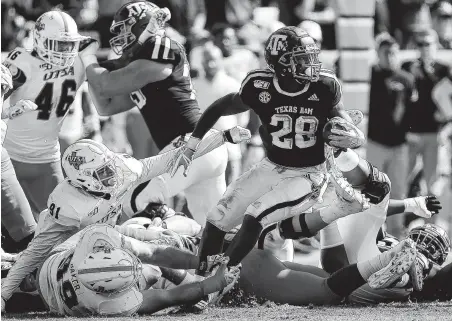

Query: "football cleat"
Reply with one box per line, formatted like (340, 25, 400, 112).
(368, 239, 417, 289)
(208, 263, 242, 307)
(408, 252, 429, 292)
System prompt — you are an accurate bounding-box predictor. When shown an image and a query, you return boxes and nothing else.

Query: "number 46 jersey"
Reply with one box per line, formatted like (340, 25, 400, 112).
(239, 68, 342, 168)
(3, 47, 85, 163)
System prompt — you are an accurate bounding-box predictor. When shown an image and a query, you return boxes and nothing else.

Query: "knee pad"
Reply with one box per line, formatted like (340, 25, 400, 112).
(362, 162, 391, 205)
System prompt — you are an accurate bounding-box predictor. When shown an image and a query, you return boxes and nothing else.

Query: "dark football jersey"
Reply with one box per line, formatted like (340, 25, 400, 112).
(239, 69, 341, 167)
(128, 35, 201, 150)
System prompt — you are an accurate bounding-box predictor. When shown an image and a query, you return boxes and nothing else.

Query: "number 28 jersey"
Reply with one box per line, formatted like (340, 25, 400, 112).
(239, 69, 342, 168)
(3, 47, 85, 163)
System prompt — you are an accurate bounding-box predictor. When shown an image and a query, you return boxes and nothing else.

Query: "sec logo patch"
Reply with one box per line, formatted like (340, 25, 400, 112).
(259, 91, 271, 103)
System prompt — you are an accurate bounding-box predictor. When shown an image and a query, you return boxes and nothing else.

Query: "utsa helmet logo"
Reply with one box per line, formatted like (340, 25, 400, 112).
(66, 151, 86, 170)
(266, 34, 288, 55)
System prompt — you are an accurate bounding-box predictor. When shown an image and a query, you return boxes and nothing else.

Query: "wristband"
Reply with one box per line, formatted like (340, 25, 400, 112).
(223, 130, 234, 143)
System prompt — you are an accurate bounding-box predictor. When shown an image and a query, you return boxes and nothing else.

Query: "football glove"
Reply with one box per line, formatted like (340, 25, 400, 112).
(223, 126, 251, 144)
(404, 195, 442, 218)
(138, 7, 171, 44)
(169, 136, 200, 177)
(4, 100, 38, 119)
(327, 117, 366, 149)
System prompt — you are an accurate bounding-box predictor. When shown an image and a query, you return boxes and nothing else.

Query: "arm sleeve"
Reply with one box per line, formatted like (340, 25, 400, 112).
(330, 75, 343, 107)
(1, 212, 77, 301)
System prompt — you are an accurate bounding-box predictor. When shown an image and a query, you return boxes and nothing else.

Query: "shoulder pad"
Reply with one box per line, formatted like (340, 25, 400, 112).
(239, 69, 274, 94)
(47, 181, 83, 228)
(3, 48, 32, 85)
(138, 36, 179, 63)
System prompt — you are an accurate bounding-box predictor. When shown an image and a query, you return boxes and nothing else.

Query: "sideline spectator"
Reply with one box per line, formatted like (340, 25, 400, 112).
(366, 33, 418, 238)
(432, 1, 452, 49)
(402, 29, 451, 198)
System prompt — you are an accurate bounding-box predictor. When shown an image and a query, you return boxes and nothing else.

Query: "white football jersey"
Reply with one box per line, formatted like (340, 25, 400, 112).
(38, 231, 142, 316)
(2, 47, 85, 163)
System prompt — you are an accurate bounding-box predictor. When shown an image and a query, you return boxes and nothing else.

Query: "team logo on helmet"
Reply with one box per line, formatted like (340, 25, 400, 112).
(259, 91, 271, 103)
(66, 151, 87, 170)
(266, 34, 288, 55)
(125, 2, 149, 19)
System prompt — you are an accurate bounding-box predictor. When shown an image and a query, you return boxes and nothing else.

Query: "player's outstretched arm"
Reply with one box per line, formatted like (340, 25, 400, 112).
(387, 196, 442, 218)
(138, 265, 229, 314)
(1, 213, 77, 305)
(122, 233, 200, 270)
(80, 39, 173, 98)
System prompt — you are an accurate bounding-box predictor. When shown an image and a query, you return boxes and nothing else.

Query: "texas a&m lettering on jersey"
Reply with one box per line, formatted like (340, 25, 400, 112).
(239, 68, 342, 167)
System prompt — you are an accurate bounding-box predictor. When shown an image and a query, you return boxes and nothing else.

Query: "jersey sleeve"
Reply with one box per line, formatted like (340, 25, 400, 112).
(136, 36, 181, 66)
(47, 188, 83, 228)
(321, 69, 342, 106)
(238, 71, 259, 108)
(1, 213, 76, 301)
(2, 48, 29, 93)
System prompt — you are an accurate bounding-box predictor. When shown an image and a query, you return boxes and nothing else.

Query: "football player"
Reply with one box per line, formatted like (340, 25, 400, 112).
(2, 11, 91, 217)
(1, 64, 37, 254)
(31, 224, 239, 316)
(169, 26, 367, 286)
(0, 127, 249, 311)
(116, 213, 419, 308)
(278, 147, 443, 302)
(81, 1, 228, 226)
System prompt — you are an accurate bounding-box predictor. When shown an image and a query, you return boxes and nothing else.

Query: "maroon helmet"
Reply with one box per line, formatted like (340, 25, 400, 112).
(264, 26, 321, 82)
(109, 1, 170, 55)
(408, 224, 451, 266)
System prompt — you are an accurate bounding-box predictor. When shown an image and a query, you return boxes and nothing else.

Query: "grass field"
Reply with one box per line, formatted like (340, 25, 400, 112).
(3, 302, 452, 321)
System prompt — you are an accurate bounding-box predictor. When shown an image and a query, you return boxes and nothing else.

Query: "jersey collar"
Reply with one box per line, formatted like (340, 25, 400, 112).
(273, 76, 310, 97)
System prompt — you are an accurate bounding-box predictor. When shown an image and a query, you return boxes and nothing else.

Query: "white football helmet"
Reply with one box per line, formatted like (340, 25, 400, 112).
(77, 247, 142, 295)
(33, 11, 88, 68)
(62, 139, 122, 195)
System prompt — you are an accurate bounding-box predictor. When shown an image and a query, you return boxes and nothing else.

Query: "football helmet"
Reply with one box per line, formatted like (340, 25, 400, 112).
(110, 1, 171, 55)
(33, 11, 87, 68)
(408, 224, 451, 266)
(1, 64, 13, 95)
(264, 26, 321, 82)
(77, 247, 142, 295)
(62, 139, 122, 195)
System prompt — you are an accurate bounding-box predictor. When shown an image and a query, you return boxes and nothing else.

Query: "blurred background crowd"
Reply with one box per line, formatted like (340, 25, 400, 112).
(1, 0, 452, 252)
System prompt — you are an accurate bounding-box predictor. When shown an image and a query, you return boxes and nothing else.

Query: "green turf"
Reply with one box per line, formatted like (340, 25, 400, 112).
(3, 302, 452, 321)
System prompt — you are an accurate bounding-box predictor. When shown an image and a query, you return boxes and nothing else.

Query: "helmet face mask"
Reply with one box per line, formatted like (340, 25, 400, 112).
(33, 11, 87, 68)
(109, 16, 138, 55)
(408, 224, 451, 266)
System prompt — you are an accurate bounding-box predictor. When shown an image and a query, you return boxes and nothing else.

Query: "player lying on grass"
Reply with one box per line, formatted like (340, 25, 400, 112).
(0, 126, 250, 311)
(111, 213, 420, 307)
(4, 223, 240, 316)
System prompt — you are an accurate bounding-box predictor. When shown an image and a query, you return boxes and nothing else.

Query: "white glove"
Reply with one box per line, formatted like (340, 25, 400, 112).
(138, 8, 171, 44)
(404, 196, 442, 218)
(6, 99, 37, 119)
(327, 117, 366, 149)
(169, 136, 200, 177)
(223, 126, 251, 144)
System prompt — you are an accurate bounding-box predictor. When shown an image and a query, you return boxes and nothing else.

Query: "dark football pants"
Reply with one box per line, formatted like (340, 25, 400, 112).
(1, 147, 36, 242)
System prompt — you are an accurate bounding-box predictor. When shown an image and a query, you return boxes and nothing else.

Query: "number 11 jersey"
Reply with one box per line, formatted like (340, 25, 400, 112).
(3, 47, 85, 163)
(239, 68, 342, 168)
